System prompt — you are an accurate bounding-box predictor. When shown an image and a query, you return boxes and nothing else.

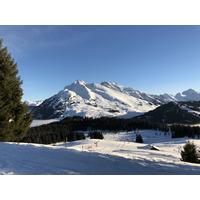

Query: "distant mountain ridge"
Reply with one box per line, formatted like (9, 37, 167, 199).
(175, 89, 200, 101)
(29, 80, 200, 120)
(24, 100, 43, 107)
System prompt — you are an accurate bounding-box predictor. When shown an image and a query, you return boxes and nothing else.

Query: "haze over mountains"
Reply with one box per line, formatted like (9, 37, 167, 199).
(27, 80, 200, 120)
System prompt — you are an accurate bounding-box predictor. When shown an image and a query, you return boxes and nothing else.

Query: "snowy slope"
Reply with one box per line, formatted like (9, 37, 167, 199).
(32, 80, 159, 119)
(1, 130, 200, 175)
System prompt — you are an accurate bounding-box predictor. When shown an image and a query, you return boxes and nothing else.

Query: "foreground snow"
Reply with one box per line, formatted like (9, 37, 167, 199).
(0, 130, 200, 175)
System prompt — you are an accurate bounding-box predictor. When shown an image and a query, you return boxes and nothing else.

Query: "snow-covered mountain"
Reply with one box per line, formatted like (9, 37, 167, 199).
(32, 80, 160, 119)
(175, 89, 200, 101)
(24, 100, 43, 107)
(30, 80, 200, 119)
(23, 100, 43, 112)
(153, 93, 178, 102)
(152, 89, 200, 103)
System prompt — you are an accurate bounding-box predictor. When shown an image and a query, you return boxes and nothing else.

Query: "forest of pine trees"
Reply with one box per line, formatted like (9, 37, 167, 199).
(21, 122, 85, 144)
(171, 125, 200, 138)
(21, 116, 200, 145)
(20, 116, 168, 144)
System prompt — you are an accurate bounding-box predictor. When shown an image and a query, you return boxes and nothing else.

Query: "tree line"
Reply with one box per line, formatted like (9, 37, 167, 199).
(21, 116, 200, 144)
(171, 125, 200, 138)
(20, 116, 168, 144)
(61, 116, 169, 132)
(20, 122, 85, 144)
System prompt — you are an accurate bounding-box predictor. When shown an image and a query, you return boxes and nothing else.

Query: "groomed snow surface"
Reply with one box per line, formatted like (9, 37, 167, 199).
(0, 129, 200, 175)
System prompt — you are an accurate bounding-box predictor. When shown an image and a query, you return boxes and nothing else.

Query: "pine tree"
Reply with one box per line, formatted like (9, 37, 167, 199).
(88, 131, 104, 139)
(181, 141, 200, 163)
(0, 39, 33, 142)
(136, 134, 143, 143)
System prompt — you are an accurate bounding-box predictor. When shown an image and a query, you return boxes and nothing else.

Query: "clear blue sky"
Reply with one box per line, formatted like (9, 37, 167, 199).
(0, 25, 200, 101)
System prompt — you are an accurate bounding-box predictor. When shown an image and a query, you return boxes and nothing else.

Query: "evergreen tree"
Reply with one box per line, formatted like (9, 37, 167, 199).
(181, 141, 200, 163)
(0, 39, 33, 142)
(88, 131, 104, 139)
(136, 134, 143, 143)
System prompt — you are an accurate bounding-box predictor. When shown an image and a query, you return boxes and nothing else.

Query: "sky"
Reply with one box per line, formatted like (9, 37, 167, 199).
(0, 25, 200, 101)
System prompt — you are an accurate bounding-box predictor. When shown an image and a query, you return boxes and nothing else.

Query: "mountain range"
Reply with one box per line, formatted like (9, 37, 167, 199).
(29, 80, 200, 122)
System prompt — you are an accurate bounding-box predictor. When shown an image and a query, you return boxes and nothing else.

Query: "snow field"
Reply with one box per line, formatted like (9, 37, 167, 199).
(0, 129, 200, 175)
(30, 119, 59, 127)
(67, 130, 200, 164)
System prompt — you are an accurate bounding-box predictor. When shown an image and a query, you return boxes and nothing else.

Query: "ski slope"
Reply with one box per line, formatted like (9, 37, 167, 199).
(0, 130, 200, 175)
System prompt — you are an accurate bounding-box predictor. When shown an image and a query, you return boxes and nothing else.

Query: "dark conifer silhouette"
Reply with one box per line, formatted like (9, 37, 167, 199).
(0, 39, 33, 142)
(136, 134, 143, 143)
(181, 141, 200, 163)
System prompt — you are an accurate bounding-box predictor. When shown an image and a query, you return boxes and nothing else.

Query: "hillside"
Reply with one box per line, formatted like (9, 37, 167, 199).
(137, 101, 200, 124)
